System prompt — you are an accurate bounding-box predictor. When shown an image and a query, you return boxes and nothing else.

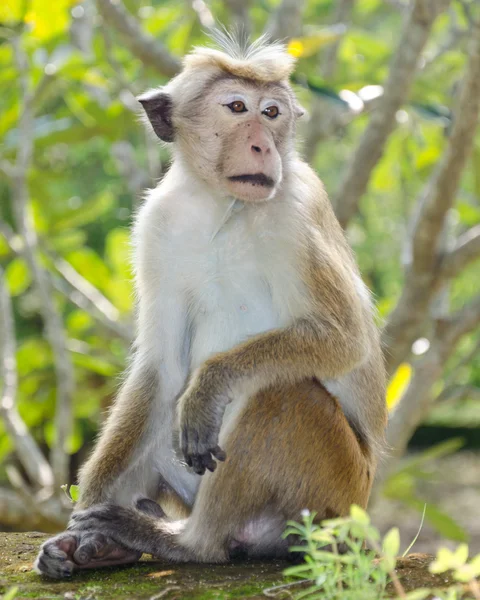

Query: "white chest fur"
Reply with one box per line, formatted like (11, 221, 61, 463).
(187, 199, 300, 370)
(136, 182, 307, 388)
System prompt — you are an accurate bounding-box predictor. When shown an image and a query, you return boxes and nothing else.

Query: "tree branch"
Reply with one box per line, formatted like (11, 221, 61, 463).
(411, 27, 480, 274)
(265, 0, 306, 41)
(439, 293, 480, 345)
(190, 0, 215, 30)
(0, 487, 69, 531)
(439, 225, 480, 279)
(49, 253, 133, 342)
(223, 0, 251, 36)
(303, 0, 355, 162)
(0, 268, 55, 490)
(381, 293, 480, 472)
(95, 0, 181, 77)
(11, 38, 75, 488)
(334, 0, 450, 229)
(382, 21, 480, 374)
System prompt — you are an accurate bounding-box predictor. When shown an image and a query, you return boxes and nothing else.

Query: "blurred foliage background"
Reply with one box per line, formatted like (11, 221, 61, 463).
(0, 0, 479, 551)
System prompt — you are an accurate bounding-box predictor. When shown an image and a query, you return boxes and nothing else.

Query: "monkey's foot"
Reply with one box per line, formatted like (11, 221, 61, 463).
(34, 530, 141, 579)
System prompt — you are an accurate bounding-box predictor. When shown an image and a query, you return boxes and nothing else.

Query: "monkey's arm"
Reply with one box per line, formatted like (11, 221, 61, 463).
(179, 256, 372, 474)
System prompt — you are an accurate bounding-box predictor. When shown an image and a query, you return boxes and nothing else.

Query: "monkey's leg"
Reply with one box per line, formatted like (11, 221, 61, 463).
(35, 360, 196, 578)
(70, 380, 373, 563)
(180, 378, 373, 560)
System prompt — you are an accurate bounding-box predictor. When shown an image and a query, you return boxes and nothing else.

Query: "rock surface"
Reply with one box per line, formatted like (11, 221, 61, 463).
(0, 532, 467, 599)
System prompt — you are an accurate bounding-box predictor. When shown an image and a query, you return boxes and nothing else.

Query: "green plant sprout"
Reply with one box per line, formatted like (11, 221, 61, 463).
(60, 484, 80, 503)
(430, 544, 480, 599)
(275, 506, 479, 600)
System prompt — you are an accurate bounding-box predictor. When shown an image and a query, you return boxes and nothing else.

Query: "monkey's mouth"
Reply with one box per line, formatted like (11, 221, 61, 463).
(228, 174, 275, 187)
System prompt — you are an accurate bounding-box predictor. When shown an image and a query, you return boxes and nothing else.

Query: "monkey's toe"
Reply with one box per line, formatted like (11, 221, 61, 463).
(34, 532, 79, 578)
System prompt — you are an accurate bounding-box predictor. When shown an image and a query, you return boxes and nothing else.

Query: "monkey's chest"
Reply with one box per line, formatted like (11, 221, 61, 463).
(184, 226, 290, 370)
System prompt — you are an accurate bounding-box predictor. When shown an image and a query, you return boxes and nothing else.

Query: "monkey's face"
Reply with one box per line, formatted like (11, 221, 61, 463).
(178, 80, 298, 203)
(139, 76, 303, 204)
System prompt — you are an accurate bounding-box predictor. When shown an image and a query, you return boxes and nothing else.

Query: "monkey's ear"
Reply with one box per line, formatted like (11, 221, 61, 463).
(138, 89, 175, 142)
(294, 103, 306, 119)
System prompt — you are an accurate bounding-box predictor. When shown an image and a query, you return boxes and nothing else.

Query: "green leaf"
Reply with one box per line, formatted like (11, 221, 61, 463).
(457, 201, 480, 227)
(287, 26, 345, 58)
(69, 485, 80, 502)
(350, 504, 370, 526)
(65, 248, 111, 292)
(382, 527, 400, 559)
(51, 229, 87, 253)
(66, 422, 84, 454)
(395, 438, 465, 476)
(25, 0, 76, 41)
(5, 257, 31, 296)
(53, 190, 115, 231)
(72, 352, 118, 377)
(66, 310, 93, 334)
(16, 338, 52, 376)
(1, 587, 19, 600)
(0, 233, 10, 257)
(105, 228, 132, 278)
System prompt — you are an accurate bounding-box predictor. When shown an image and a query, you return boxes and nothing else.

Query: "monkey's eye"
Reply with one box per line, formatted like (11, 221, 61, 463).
(262, 105, 279, 119)
(225, 100, 247, 113)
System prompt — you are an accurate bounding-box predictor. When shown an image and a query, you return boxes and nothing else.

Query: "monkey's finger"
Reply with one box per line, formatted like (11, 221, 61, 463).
(201, 452, 217, 473)
(73, 533, 108, 565)
(211, 445, 227, 462)
(190, 455, 206, 475)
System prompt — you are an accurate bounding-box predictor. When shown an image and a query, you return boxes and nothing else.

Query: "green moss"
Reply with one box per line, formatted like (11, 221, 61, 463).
(0, 533, 286, 599)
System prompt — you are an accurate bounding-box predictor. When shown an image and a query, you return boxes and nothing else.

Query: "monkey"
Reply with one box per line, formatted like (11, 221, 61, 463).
(35, 31, 387, 579)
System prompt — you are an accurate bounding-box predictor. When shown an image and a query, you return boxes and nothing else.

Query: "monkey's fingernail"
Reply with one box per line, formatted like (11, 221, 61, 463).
(212, 446, 226, 461)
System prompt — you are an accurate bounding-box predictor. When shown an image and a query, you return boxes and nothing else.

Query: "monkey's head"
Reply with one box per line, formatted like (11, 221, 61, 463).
(138, 32, 304, 203)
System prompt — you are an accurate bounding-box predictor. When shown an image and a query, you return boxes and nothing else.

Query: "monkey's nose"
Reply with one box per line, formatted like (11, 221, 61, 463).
(251, 143, 271, 155)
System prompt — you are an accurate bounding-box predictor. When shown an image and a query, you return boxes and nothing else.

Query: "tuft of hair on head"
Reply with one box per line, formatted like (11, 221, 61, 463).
(183, 28, 297, 83)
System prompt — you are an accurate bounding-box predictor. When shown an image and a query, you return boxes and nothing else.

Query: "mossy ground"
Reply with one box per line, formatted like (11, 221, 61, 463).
(0, 532, 470, 599)
(0, 532, 286, 599)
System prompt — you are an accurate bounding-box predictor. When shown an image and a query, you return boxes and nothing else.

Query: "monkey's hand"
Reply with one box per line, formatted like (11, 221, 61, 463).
(34, 529, 141, 579)
(178, 366, 228, 475)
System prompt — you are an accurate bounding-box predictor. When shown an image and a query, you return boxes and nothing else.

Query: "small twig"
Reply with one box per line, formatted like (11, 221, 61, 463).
(95, 0, 181, 77)
(438, 224, 480, 280)
(263, 580, 310, 598)
(0, 267, 55, 489)
(149, 587, 182, 600)
(190, 0, 215, 29)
